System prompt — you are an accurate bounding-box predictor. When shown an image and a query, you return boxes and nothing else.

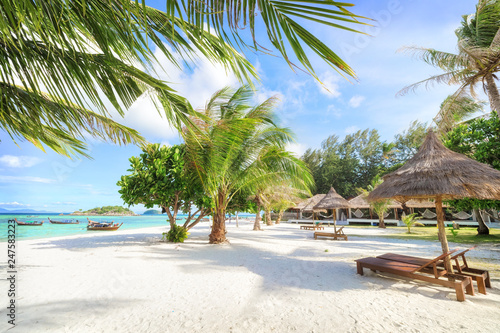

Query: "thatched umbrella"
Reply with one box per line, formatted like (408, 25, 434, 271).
(313, 187, 350, 230)
(368, 130, 500, 270)
(300, 194, 326, 223)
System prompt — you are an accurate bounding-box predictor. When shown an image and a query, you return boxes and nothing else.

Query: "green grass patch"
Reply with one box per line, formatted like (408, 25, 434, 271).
(349, 226, 500, 245)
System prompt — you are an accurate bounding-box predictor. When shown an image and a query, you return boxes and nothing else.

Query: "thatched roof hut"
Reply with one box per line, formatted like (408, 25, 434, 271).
(349, 194, 402, 209)
(368, 130, 500, 268)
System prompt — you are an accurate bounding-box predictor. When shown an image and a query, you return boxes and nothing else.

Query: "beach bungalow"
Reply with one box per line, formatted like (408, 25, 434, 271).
(347, 194, 402, 226)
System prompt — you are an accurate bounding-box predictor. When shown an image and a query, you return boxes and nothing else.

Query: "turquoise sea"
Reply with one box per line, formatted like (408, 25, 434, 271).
(0, 214, 187, 241)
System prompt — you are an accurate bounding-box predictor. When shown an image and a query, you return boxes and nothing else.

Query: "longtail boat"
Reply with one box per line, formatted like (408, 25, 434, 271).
(87, 217, 123, 231)
(15, 218, 44, 226)
(48, 217, 79, 224)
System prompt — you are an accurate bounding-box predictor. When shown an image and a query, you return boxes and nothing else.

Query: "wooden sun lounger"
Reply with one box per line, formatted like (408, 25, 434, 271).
(300, 224, 324, 230)
(377, 248, 491, 295)
(314, 226, 347, 241)
(356, 251, 474, 302)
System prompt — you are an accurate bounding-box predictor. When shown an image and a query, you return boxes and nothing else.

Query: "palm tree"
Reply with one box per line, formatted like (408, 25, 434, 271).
(398, 0, 500, 120)
(2, 1, 368, 156)
(261, 184, 309, 225)
(433, 95, 486, 133)
(359, 176, 391, 228)
(184, 86, 313, 243)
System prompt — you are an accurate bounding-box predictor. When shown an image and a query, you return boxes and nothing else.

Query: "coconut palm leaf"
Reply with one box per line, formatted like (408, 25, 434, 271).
(0, 82, 143, 157)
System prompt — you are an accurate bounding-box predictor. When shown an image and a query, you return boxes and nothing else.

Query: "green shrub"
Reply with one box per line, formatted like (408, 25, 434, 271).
(163, 224, 189, 243)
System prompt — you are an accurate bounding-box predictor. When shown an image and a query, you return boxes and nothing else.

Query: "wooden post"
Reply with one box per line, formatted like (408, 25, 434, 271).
(436, 196, 453, 272)
(333, 208, 337, 233)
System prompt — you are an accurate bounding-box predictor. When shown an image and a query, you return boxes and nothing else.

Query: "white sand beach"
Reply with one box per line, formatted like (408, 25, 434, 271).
(2, 222, 500, 333)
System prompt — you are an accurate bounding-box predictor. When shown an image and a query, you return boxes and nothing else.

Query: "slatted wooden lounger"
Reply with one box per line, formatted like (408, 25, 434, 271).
(356, 251, 474, 302)
(377, 248, 491, 295)
(300, 224, 324, 230)
(314, 226, 347, 241)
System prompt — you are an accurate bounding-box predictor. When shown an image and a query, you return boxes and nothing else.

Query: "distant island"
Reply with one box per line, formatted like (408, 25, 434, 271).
(143, 209, 162, 215)
(70, 206, 139, 216)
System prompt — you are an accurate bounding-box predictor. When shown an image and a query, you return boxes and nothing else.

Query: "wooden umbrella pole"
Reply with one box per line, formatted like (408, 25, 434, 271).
(333, 208, 337, 233)
(435, 196, 453, 272)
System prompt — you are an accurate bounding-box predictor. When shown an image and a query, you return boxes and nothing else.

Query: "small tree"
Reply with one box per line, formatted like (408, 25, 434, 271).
(359, 175, 391, 228)
(402, 213, 423, 234)
(117, 143, 211, 240)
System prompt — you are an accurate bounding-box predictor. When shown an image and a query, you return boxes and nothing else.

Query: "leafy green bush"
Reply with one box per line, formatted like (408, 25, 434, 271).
(163, 224, 189, 243)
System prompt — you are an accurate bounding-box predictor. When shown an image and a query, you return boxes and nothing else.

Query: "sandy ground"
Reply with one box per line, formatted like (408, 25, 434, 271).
(1, 222, 500, 333)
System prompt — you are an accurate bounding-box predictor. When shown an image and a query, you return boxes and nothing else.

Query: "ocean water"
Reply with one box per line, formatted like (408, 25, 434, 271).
(0, 214, 188, 241)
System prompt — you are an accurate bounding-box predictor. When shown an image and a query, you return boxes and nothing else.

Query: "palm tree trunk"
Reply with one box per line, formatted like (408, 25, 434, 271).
(253, 204, 262, 230)
(209, 192, 227, 244)
(276, 210, 284, 224)
(378, 215, 386, 228)
(474, 208, 490, 235)
(236, 211, 239, 228)
(485, 73, 500, 119)
(265, 209, 272, 226)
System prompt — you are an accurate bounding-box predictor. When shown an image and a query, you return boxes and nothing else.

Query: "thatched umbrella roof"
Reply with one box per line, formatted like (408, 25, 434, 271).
(368, 131, 500, 202)
(300, 194, 326, 213)
(367, 130, 500, 269)
(349, 194, 402, 209)
(313, 187, 350, 210)
(406, 199, 448, 208)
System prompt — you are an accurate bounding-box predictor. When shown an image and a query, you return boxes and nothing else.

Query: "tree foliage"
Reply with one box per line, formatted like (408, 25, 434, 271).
(77, 206, 134, 215)
(443, 113, 500, 212)
(391, 120, 428, 164)
(117, 143, 210, 234)
(302, 129, 382, 198)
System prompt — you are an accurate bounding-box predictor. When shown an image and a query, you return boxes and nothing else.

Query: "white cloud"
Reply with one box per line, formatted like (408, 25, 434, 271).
(0, 155, 43, 168)
(52, 201, 77, 205)
(344, 126, 360, 134)
(316, 72, 341, 98)
(0, 175, 55, 184)
(286, 142, 307, 157)
(0, 202, 30, 207)
(326, 105, 342, 118)
(255, 88, 284, 105)
(115, 43, 242, 141)
(348, 95, 365, 108)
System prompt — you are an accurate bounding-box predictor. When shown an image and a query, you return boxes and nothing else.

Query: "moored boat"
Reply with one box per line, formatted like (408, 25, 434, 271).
(15, 218, 44, 226)
(48, 217, 79, 224)
(87, 218, 123, 231)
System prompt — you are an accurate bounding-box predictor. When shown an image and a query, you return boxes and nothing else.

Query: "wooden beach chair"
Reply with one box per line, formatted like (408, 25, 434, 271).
(376, 248, 491, 295)
(314, 226, 347, 241)
(300, 222, 324, 230)
(356, 251, 474, 302)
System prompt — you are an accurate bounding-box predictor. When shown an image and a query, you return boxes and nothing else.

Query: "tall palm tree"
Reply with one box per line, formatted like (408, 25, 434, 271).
(2, 1, 368, 156)
(398, 0, 500, 120)
(184, 86, 313, 243)
(433, 95, 486, 133)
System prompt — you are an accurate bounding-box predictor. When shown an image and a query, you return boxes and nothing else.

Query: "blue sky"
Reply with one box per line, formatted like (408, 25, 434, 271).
(1, 0, 488, 214)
